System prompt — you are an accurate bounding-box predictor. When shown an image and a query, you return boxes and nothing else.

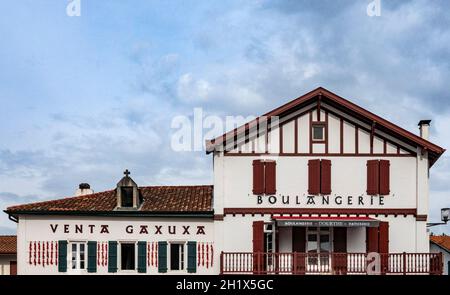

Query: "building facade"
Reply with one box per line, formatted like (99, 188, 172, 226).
(4, 87, 446, 275)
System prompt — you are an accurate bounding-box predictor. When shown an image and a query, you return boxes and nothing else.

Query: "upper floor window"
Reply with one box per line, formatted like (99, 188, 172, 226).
(121, 187, 134, 207)
(252, 160, 276, 195)
(312, 123, 325, 141)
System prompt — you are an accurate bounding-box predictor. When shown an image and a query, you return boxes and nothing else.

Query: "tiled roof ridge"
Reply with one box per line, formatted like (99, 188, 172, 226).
(5, 185, 214, 214)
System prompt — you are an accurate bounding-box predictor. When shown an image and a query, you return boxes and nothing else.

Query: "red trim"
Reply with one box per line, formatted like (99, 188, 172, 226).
(340, 118, 344, 154)
(223, 208, 417, 216)
(294, 118, 298, 153)
(280, 122, 283, 154)
(309, 112, 312, 154)
(325, 111, 329, 154)
(224, 152, 414, 157)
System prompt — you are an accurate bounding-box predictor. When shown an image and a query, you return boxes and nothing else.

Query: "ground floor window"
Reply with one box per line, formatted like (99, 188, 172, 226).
(120, 243, 136, 270)
(70, 242, 86, 270)
(170, 242, 185, 271)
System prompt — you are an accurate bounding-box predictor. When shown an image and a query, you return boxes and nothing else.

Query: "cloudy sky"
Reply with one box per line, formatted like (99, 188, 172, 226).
(0, 0, 449, 234)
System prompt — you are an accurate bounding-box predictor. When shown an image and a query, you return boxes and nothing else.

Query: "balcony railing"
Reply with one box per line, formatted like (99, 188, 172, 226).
(220, 252, 443, 275)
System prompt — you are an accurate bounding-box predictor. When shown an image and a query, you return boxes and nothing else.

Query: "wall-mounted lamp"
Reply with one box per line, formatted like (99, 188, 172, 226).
(427, 208, 450, 227)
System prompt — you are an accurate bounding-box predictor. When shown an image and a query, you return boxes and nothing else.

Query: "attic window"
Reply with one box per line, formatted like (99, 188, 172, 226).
(312, 123, 325, 141)
(121, 187, 134, 207)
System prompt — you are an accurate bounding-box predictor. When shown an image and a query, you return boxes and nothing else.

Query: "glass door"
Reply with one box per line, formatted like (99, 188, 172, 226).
(306, 227, 331, 273)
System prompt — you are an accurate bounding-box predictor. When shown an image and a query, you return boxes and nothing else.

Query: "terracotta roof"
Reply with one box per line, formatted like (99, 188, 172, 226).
(5, 185, 213, 215)
(0, 236, 17, 254)
(430, 235, 450, 252)
(206, 87, 445, 166)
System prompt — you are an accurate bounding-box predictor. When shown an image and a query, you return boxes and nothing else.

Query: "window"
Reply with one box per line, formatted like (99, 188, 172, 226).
(366, 160, 390, 195)
(70, 242, 86, 270)
(120, 243, 136, 270)
(312, 124, 325, 141)
(121, 187, 134, 207)
(252, 160, 276, 195)
(170, 243, 185, 271)
(308, 159, 332, 195)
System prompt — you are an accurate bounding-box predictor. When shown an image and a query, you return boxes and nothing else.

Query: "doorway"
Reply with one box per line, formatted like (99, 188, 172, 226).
(306, 227, 332, 271)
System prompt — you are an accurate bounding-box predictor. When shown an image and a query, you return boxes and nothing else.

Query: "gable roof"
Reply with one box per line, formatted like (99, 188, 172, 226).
(5, 185, 213, 218)
(0, 236, 17, 254)
(430, 235, 450, 253)
(206, 87, 445, 166)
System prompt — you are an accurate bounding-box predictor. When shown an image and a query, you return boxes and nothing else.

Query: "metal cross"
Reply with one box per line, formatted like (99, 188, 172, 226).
(124, 169, 130, 177)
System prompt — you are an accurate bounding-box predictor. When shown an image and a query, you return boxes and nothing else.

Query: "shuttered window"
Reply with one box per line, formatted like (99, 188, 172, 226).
(308, 159, 331, 195)
(58, 240, 67, 273)
(137, 241, 147, 273)
(252, 160, 277, 195)
(108, 241, 117, 273)
(367, 160, 390, 195)
(187, 241, 197, 273)
(379, 160, 390, 195)
(158, 241, 168, 273)
(87, 241, 97, 273)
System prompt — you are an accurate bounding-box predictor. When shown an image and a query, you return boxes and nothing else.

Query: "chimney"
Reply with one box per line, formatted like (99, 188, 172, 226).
(418, 120, 431, 140)
(75, 183, 94, 196)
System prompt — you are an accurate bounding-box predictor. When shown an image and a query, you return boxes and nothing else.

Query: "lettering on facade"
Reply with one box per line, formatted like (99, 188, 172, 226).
(49, 224, 208, 235)
(256, 195, 385, 206)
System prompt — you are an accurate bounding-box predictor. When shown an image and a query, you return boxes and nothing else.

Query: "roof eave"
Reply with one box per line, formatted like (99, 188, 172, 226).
(4, 210, 215, 219)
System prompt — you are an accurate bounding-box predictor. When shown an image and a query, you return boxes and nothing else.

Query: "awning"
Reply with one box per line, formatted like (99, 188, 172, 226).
(274, 216, 380, 227)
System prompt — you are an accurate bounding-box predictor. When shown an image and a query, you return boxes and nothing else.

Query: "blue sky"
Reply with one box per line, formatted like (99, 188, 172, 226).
(0, 0, 449, 234)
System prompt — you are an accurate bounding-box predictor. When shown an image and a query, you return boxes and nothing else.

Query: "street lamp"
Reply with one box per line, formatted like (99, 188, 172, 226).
(427, 208, 450, 227)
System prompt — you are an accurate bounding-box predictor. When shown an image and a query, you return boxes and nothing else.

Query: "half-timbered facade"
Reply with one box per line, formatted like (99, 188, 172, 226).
(4, 87, 445, 275)
(208, 87, 445, 275)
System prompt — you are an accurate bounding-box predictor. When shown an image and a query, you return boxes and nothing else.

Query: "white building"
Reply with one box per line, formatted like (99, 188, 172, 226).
(4, 87, 446, 275)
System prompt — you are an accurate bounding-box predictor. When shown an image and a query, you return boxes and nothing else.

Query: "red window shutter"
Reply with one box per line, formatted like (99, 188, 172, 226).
(252, 221, 264, 274)
(366, 160, 379, 195)
(308, 159, 321, 195)
(379, 160, 390, 196)
(320, 159, 332, 195)
(252, 221, 264, 252)
(378, 222, 389, 253)
(366, 227, 379, 253)
(264, 161, 276, 195)
(252, 160, 265, 195)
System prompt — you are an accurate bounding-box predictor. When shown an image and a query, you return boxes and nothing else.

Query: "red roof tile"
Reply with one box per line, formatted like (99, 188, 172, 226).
(430, 234, 450, 252)
(5, 185, 213, 215)
(0, 236, 17, 254)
